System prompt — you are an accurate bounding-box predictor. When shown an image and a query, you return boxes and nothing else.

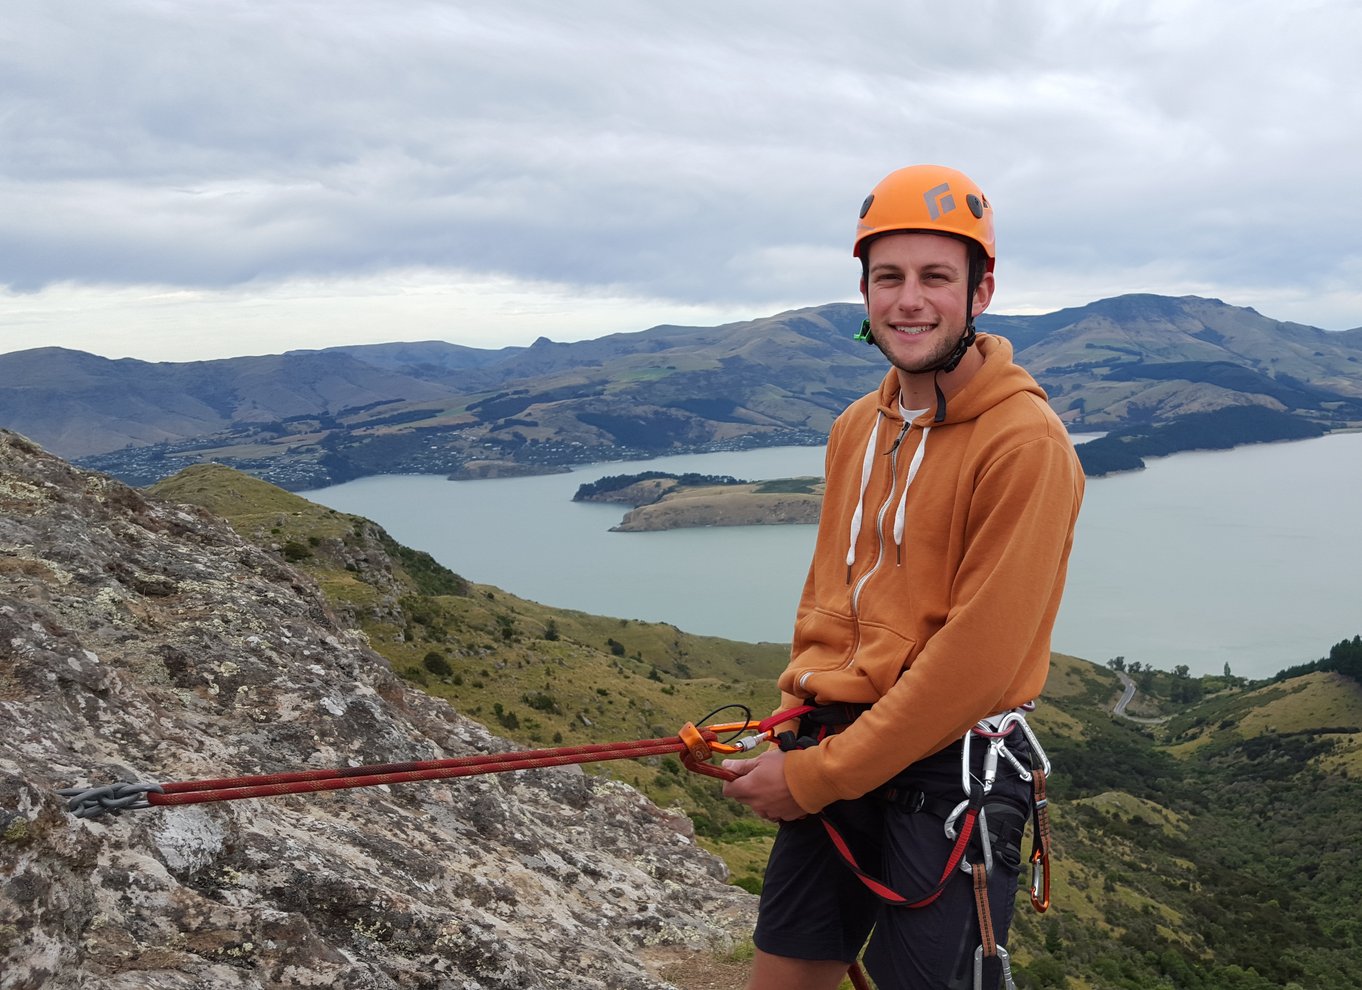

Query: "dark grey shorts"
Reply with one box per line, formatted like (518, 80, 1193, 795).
(753, 737, 1031, 990)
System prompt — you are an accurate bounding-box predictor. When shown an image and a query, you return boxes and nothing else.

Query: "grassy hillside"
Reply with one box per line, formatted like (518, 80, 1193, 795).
(149, 464, 1362, 989)
(1012, 662, 1362, 990)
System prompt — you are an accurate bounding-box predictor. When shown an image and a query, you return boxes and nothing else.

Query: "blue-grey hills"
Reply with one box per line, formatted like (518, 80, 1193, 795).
(3, 293, 1360, 490)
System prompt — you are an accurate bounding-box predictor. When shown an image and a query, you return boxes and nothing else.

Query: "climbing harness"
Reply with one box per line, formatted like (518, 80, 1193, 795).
(781, 705, 1053, 990)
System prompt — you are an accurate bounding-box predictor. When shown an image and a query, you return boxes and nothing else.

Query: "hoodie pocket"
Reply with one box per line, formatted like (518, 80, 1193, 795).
(847, 619, 917, 696)
(785, 609, 917, 700)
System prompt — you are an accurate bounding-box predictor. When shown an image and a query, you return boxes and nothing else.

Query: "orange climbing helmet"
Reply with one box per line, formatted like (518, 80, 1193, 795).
(852, 164, 996, 271)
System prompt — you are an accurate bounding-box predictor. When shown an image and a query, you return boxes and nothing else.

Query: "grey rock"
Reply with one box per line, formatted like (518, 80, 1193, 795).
(0, 430, 754, 990)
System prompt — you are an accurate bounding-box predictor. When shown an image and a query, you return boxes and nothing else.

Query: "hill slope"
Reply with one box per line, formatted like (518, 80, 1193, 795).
(1013, 294, 1362, 428)
(0, 346, 465, 458)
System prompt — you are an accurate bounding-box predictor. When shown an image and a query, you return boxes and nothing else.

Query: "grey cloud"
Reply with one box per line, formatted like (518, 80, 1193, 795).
(2, 0, 1359, 328)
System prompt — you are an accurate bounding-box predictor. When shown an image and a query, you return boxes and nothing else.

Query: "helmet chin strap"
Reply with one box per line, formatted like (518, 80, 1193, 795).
(931, 251, 983, 422)
(931, 324, 976, 422)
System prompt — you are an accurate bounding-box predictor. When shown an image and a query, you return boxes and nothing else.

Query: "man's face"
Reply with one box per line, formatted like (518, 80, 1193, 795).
(860, 232, 993, 377)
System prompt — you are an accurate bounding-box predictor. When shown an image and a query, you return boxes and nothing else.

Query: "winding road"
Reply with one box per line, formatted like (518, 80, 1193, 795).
(1113, 672, 1138, 715)
(1111, 671, 1172, 724)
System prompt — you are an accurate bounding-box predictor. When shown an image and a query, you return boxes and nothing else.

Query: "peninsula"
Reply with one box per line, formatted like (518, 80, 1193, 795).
(573, 471, 824, 531)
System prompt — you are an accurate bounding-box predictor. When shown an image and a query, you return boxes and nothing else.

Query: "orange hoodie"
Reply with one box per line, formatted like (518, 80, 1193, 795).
(780, 334, 1084, 813)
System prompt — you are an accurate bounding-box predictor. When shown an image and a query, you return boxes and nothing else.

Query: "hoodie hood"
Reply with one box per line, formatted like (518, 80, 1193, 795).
(872, 333, 1048, 428)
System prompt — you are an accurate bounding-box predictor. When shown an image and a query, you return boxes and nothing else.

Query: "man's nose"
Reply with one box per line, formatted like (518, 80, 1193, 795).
(892, 279, 926, 311)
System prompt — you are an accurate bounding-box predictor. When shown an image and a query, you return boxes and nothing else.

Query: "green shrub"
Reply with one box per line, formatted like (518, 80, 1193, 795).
(422, 652, 452, 676)
(522, 691, 561, 714)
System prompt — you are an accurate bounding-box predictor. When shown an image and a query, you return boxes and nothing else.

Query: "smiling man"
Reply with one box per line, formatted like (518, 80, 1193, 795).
(724, 165, 1085, 989)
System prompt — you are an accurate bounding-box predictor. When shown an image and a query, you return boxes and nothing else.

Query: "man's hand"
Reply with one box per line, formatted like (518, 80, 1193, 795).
(721, 749, 808, 821)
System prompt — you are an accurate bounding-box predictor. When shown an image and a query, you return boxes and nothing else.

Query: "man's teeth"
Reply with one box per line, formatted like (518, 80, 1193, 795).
(893, 325, 933, 335)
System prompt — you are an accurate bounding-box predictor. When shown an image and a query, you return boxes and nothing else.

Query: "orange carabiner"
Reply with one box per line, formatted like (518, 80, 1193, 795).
(1030, 847, 1051, 913)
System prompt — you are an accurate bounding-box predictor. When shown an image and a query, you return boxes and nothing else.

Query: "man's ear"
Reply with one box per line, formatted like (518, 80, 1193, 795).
(859, 276, 867, 303)
(971, 271, 995, 318)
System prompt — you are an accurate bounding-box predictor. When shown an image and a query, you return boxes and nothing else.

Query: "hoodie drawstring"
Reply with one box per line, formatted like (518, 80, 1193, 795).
(845, 411, 930, 578)
(892, 425, 929, 556)
(845, 415, 881, 577)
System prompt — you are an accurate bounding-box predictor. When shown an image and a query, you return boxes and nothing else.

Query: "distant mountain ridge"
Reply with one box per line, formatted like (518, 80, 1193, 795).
(3, 294, 1360, 489)
(0, 346, 467, 458)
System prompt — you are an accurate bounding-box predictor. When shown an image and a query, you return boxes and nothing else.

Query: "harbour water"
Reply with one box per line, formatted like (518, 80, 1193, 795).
(303, 432, 1362, 680)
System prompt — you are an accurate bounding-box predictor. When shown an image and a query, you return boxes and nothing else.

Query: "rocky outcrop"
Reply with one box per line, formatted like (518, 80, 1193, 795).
(0, 430, 753, 990)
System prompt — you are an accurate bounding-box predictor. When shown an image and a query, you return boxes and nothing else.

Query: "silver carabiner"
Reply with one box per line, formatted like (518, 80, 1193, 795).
(981, 737, 1000, 793)
(997, 711, 1051, 777)
(991, 735, 1033, 782)
(959, 728, 975, 797)
(960, 726, 1000, 798)
(974, 944, 1018, 990)
(944, 802, 992, 875)
(944, 797, 971, 841)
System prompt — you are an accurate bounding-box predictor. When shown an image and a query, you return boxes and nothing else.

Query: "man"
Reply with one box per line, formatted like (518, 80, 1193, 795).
(723, 165, 1084, 989)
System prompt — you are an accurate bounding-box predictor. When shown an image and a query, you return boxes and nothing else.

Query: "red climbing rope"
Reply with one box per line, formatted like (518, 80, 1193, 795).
(58, 705, 814, 818)
(155, 736, 701, 807)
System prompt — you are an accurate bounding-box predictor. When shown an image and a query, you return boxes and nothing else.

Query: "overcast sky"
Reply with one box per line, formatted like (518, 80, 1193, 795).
(2, 0, 1359, 363)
